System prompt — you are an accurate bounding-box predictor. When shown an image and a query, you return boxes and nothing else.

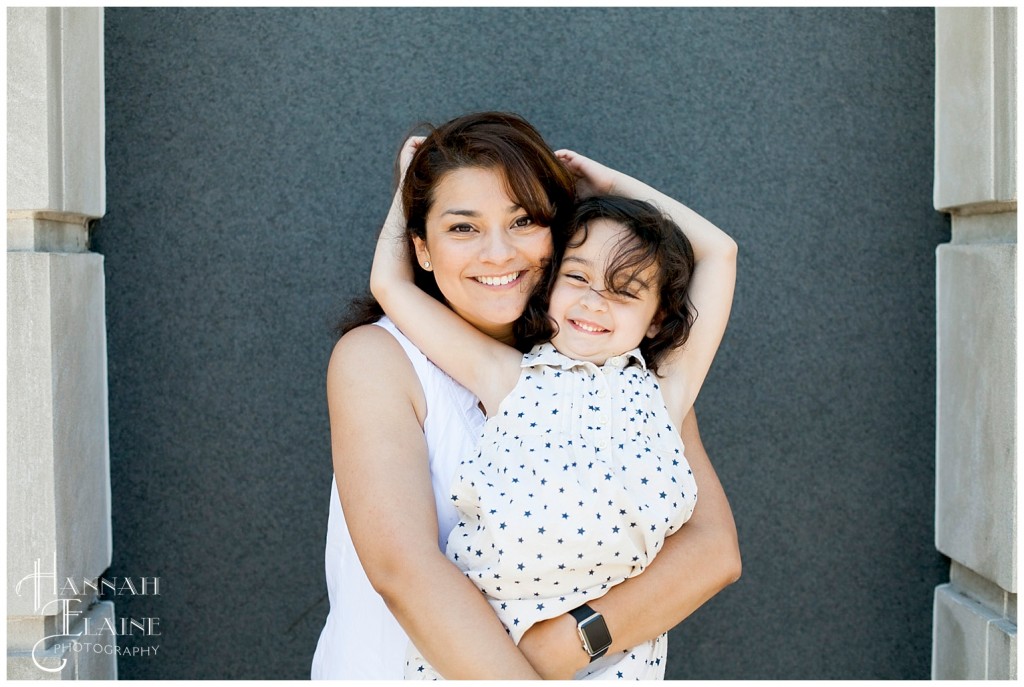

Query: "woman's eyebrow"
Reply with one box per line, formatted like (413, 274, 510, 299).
(441, 204, 522, 218)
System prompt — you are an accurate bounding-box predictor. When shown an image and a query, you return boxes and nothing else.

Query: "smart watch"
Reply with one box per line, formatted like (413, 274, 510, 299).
(568, 603, 612, 662)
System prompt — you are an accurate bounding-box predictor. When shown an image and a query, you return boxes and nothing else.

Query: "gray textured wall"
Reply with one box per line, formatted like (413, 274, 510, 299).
(97, 7, 949, 679)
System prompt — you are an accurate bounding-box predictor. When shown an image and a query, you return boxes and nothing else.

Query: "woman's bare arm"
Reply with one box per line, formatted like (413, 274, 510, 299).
(517, 408, 741, 678)
(329, 325, 540, 679)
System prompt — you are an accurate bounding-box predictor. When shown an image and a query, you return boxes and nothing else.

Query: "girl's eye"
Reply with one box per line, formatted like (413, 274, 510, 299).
(605, 284, 642, 301)
(562, 272, 587, 284)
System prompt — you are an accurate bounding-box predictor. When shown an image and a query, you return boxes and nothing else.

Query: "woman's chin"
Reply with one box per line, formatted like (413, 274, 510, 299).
(453, 307, 520, 341)
(458, 297, 530, 328)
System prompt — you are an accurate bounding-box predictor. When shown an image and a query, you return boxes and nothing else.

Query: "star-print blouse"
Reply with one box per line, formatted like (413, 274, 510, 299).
(446, 342, 699, 645)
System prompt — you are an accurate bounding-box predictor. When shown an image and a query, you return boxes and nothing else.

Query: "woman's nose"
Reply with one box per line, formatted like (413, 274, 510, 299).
(479, 229, 516, 264)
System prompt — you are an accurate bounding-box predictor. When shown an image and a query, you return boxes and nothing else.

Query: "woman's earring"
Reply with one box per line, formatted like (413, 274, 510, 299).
(422, 261, 431, 270)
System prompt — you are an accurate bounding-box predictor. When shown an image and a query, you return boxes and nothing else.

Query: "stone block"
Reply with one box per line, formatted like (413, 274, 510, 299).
(7, 648, 75, 680)
(950, 560, 1016, 621)
(6, 602, 117, 680)
(6, 7, 104, 217)
(934, 584, 990, 678)
(935, 241, 1016, 592)
(7, 252, 112, 617)
(70, 601, 118, 680)
(934, 7, 1017, 212)
(950, 210, 1018, 245)
(7, 218, 89, 253)
(987, 617, 1017, 680)
(7, 616, 50, 653)
(6, 8, 52, 213)
(57, 8, 105, 216)
(934, 583, 1016, 679)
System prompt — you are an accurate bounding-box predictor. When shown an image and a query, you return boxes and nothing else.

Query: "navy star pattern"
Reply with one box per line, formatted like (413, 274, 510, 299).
(405, 343, 697, 680)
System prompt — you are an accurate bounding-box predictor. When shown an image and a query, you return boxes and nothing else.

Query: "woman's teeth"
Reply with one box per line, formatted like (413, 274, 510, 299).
(475, 272, 520, 286)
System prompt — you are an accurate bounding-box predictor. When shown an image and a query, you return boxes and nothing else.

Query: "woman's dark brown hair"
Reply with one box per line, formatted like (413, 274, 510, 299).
(335, 112, 576, 341)
(515, 195, 697, 373)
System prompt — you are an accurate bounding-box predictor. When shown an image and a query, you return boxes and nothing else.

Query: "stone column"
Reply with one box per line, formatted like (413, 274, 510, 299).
(932, 7, 1017, 680)
(7, 7, 115, 679)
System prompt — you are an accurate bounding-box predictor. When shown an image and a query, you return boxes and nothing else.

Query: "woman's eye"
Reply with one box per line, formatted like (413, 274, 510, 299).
(512, 216, 533, 229)
(449, 224, 475, 233)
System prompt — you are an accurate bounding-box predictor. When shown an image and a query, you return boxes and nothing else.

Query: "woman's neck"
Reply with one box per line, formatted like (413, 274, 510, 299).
(447, 302, 517, 346)
(483, 323, 516, 346)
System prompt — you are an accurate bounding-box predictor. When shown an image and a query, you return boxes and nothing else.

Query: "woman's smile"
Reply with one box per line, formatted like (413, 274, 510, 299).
(472, 271, 523, 287)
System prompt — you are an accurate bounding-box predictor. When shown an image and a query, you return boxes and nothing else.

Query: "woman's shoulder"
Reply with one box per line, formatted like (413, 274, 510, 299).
(332, 322, 405, 363)
(328, 324, 425, 408)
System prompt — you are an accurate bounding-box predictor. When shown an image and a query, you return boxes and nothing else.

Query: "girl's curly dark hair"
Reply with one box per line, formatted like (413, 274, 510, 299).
(515, 195, 697, 373)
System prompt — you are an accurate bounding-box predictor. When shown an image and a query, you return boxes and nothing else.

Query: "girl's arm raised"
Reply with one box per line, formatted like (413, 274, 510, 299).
(555, 150, 737, 423)
(369, 139, 520, 414)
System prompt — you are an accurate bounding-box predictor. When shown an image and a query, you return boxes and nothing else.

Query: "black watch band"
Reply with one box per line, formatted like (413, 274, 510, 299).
(568, 603, 612, 662)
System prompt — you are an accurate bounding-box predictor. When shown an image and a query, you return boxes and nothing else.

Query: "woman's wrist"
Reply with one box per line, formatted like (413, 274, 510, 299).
(518, 611, 590, 679)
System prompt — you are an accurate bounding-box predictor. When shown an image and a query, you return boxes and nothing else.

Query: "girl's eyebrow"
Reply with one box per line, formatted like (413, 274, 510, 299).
(561, 255, 591, 266)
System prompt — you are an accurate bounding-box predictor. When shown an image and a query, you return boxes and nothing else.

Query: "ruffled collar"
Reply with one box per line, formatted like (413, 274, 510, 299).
(521, 341, 647, 372)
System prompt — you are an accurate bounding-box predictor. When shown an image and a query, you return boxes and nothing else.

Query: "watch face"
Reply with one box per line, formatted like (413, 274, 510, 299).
(579, 615, 612, 654)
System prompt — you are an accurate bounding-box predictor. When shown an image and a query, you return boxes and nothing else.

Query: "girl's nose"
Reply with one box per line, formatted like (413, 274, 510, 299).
(580, 286, 609, 311)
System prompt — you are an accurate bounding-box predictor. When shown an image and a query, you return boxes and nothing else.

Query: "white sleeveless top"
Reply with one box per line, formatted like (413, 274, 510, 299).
(310, 317, 485, 679)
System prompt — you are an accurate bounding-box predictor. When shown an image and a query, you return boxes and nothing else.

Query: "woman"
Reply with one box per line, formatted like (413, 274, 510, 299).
(311, 112, 741, 679)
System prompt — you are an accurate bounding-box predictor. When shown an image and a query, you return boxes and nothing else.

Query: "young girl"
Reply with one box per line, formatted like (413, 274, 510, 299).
(370, 142, 737, 680)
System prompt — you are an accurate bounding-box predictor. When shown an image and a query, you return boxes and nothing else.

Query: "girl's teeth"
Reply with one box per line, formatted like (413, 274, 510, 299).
(574, 320, 604, 332)
(476, 272, 519, 286)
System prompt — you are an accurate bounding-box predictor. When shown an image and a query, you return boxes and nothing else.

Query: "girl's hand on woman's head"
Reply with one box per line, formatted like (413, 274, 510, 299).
(554, 149, 621, 199)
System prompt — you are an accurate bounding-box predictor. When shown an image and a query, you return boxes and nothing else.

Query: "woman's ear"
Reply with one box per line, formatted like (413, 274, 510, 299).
(412, 236, 432, 271)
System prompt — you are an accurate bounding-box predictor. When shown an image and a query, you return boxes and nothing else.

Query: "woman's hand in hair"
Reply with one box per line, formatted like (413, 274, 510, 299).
(399, 135, 426, 182)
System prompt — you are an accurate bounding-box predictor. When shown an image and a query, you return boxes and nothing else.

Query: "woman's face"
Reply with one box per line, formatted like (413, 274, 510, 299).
(413, 166, 553, 343)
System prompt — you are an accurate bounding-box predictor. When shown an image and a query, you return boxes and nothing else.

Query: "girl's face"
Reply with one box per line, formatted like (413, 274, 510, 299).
(547, 219, 662, 365)
(413, 166, 553, 343)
